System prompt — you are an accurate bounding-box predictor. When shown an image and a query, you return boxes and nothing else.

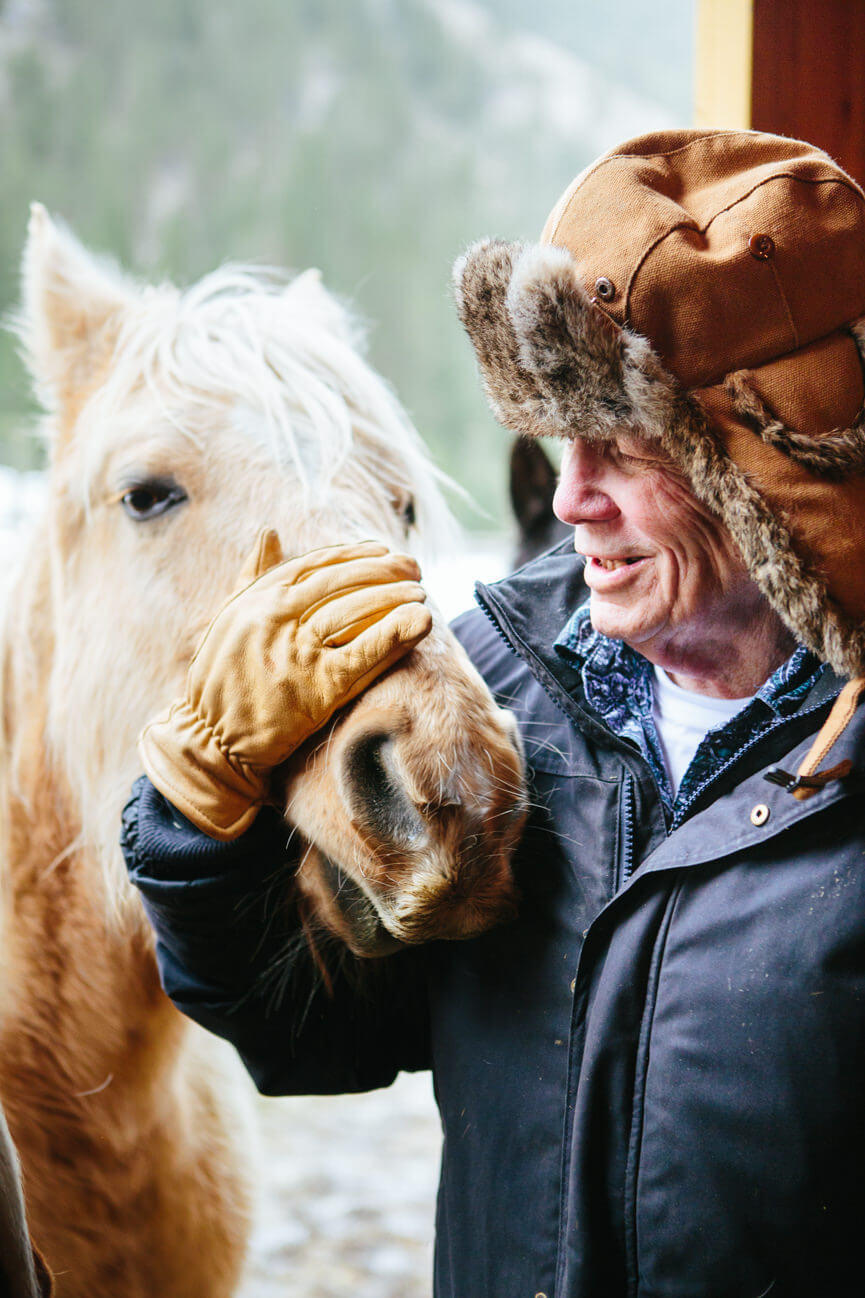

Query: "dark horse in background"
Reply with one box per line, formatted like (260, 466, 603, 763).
(509, 436, 570, 568)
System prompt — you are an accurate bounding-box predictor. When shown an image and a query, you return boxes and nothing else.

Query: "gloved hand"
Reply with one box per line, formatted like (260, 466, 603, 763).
(138, 530, 433, 840)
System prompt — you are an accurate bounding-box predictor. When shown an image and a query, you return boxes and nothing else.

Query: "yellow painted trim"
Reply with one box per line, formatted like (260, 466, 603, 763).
(694, 0, 754, 129)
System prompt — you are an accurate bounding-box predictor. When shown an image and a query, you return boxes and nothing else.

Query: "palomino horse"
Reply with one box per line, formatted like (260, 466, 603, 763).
(0, 209, 526, 1296)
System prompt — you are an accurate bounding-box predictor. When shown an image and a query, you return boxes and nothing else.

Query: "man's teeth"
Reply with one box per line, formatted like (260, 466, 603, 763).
(596, 557, 638, 570)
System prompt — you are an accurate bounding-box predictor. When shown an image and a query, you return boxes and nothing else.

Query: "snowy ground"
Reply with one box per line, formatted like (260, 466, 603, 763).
(0, 465, 509, 1297)
(241, 1076, 442, 1298)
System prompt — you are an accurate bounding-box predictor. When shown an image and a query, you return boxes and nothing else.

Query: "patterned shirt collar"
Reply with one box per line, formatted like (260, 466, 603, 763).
(554, 603, 825, 816)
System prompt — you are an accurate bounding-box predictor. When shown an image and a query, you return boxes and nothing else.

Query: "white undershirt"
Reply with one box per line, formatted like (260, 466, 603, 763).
(651, 666, 752, 796)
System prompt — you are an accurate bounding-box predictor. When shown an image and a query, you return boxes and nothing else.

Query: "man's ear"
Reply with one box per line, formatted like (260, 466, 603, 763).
(17, 203, 134, 417)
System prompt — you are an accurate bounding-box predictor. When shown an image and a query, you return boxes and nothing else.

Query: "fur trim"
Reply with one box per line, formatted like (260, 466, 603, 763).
(452, 240, 541, 436)
(453, 239, 865, 676)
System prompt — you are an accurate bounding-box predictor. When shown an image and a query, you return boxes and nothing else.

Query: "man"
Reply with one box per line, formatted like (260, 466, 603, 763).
(123, 129, 865, 1296)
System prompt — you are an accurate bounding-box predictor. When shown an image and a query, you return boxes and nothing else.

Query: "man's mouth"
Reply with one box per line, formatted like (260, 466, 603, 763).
(589, 555, 645, 571)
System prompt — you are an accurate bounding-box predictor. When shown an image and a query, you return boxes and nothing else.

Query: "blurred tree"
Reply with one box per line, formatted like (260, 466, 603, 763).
(0, 0, 692, 519)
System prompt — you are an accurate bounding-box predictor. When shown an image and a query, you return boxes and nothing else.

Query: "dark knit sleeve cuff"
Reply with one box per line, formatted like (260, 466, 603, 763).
(121, 774, 289, 885)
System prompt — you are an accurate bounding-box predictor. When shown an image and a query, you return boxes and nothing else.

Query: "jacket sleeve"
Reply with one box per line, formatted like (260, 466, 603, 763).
(121, 776, 430, 1095)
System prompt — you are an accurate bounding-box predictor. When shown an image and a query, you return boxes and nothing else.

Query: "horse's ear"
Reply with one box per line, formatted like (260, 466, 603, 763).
(18, 204, 134, 416)
(509, 435, 559, 533)
(283, 268, 359, 346)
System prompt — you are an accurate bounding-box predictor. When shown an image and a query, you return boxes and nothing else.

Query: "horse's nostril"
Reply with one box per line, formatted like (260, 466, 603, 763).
(340, 730, 426, 847)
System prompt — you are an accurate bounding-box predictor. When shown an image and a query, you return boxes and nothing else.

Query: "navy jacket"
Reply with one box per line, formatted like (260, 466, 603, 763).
(122, 545, 865, 1298)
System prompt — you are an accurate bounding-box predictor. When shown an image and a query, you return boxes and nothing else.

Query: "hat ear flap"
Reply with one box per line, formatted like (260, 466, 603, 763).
(454, 238, 678, 445)
(453, 240, 547, 436)
(505, 245, 634, 438)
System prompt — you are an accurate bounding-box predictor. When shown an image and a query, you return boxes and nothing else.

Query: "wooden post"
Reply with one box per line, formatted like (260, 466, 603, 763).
(694, 0, 753, 130)
(695, 0, 865, 185)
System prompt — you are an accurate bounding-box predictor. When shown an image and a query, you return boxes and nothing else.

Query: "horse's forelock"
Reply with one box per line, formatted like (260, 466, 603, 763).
(69, 264, 455, 554)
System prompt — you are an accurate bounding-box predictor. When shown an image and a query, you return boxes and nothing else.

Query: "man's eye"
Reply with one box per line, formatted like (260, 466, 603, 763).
(611, 443, 653, 468)
(121, 479, 188, 521)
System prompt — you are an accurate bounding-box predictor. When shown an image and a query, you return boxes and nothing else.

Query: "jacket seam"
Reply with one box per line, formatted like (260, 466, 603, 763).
(554, 958, 590, 1298)
(623, 876, 682, 1298)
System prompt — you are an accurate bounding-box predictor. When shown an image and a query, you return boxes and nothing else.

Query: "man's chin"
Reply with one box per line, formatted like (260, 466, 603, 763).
(588, 595, 662, 649)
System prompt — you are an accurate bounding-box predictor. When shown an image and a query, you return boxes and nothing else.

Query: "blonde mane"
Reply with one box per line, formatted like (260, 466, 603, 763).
(68, 262, 456, 549)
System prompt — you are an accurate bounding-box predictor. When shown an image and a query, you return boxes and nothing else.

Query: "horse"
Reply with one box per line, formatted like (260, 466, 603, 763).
(509, 435, 571, 570)
(0, 207, 526, 1297)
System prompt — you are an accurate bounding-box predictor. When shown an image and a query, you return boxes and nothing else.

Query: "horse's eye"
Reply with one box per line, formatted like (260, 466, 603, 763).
(402, 496, 416, 529)
(121, 478, 188, 521)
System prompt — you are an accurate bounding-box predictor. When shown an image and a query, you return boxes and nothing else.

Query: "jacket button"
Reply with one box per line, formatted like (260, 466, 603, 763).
(750, 802, 770, 826)
(748, 233, 775, 261)
(593, 275, 616, 301)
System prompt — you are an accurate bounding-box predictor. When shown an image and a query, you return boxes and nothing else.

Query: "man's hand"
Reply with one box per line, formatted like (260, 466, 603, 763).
(138, 530, 432, 840)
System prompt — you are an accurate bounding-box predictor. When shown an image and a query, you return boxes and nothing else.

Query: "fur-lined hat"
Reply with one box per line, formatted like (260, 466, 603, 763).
(454, 128, 865, 686)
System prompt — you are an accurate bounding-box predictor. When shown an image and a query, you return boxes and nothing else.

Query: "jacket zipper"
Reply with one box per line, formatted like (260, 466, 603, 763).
(475, 587, 652, 769)
(619, 772, 636, 888)
(476, 584, 654, 1298)
(475, 580, 843, 1298)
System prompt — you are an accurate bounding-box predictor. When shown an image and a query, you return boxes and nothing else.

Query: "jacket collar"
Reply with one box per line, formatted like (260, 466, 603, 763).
(474, 540, 850, 816)
(473, 541, 624, 754)
(639, 712, 865, 875)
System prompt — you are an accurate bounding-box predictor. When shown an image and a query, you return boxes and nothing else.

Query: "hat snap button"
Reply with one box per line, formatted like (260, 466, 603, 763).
(748, 233, 775, 261)
(593, 275, 616, 301)
(750, 802, 771, 827)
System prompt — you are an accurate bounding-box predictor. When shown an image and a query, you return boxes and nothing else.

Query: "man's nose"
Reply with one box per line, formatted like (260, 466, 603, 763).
(552, 440, 620, 525)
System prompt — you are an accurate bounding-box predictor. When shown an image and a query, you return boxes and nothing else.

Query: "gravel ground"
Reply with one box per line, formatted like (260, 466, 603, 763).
(240, 1073, 442, 1298)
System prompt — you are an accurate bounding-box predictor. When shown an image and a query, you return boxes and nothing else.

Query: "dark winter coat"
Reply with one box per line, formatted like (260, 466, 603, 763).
(122, 543, 865, 1298)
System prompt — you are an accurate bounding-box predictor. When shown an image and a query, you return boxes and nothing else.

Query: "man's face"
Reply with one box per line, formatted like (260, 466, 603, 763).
(552, 432, 775, 677)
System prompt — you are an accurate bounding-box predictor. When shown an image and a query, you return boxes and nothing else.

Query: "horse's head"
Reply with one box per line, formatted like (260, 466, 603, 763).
(13, 206, 526, 953)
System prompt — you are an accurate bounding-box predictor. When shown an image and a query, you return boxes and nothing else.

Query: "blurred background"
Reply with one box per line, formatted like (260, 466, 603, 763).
(0, 0, 693, 526)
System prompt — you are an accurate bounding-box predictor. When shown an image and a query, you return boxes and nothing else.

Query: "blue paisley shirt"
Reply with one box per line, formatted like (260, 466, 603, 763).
(554, 603, 825, 821)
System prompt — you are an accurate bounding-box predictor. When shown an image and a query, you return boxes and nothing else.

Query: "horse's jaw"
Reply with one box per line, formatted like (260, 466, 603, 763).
(296, 850, 403, 958)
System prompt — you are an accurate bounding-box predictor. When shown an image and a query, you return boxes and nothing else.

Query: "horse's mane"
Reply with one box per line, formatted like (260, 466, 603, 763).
(76, 263, 456, 550)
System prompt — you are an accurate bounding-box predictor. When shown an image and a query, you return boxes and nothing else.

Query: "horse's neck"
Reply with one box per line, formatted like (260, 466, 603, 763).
(0, 530, 178, 1080)
(1, 531, 90, 895)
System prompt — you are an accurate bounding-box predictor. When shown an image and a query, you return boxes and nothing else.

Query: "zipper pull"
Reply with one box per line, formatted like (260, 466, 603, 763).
(764, 759, 852, 796)
(765, 676, 865, 801)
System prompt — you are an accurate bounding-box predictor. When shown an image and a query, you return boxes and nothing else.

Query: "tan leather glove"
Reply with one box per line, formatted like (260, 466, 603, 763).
(138, 530, 432, 840)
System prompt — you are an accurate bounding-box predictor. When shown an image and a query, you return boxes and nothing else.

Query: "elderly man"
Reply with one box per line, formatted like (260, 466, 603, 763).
(123, 130, 865, 1297)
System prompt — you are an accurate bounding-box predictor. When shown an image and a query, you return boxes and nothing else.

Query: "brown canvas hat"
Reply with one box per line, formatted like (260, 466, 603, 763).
(453, 128, 865, 792)
(451, 127, 862, 680)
